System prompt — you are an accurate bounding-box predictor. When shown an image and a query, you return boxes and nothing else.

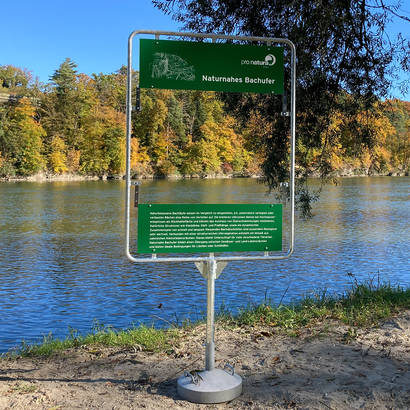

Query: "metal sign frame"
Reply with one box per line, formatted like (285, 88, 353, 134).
(125, 30, 296, 264)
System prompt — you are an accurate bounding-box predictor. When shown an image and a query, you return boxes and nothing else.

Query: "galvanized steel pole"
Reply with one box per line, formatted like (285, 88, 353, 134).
(205, 256, 217, 371)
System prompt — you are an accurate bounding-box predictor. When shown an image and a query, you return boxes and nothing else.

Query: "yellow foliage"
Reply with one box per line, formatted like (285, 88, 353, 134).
(199, 115, 250, 172)
(329, 148, 344, 170)
(79, 104, 126, 175)
(66, 149, 80, 173)
(153, 130, 177, 162)
(13, 97, 45, 174)
(49, 136, 68, 174)
(361, 149, 372, 170)
(315, 100, 400, 174)
(131, 138, 150, 169)
(242, 111, 271, 154)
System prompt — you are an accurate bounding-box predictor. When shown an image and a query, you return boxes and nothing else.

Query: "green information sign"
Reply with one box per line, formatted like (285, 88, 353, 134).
(139, 39, 284, 94)
(137, 204, 282, 254)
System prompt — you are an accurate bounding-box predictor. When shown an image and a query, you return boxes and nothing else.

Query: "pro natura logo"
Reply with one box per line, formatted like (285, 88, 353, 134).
(241, 54, 276, 67)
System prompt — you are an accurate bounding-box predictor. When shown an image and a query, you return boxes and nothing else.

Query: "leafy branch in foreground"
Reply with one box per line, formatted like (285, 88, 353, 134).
(153, 0, 410, 213)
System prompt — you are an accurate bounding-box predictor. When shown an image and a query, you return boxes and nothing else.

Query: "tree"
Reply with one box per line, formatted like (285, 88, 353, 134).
(49, 136, 68, 174)
(0, 149, 16, 177)
(43, 59, 92, 151)
(92, 66, 128, 113)
(383, 99, 410, 171)
(0, 104, 15, 162)
(133, 89, 168, 157)
(80, 106, 126, 176)
(7, 97, 45, 175)
(153, 0, 409, 215)
(49, 58, 78, 97)
(200, 115, 251, 173)
(130, 137, 151, 177)
(0, 65, 32, 94)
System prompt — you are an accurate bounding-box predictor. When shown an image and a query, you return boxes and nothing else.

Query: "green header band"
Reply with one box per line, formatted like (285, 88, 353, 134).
(137, 203, 282, 254)
(139, 39, 284, 94)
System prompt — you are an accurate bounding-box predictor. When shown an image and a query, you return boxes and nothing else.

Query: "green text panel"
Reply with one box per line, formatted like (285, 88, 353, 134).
(137, 203, 282, 254)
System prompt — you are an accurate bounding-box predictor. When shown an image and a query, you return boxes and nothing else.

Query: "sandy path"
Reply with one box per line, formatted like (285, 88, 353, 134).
(1, 310, 409, 409)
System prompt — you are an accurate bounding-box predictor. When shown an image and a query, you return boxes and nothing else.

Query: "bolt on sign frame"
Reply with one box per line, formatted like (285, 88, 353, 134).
(125, 30, 296, 404)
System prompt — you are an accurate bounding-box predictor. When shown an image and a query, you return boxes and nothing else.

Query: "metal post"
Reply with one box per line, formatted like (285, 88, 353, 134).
(125, 33, 133, 261)
(205, 256, 216, 371)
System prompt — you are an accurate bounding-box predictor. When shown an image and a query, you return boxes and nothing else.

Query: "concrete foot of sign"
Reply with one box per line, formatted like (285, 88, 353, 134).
(177, 368, 242, 404)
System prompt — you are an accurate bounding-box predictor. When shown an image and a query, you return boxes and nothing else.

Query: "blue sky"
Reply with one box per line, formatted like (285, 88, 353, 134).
(1, 0, 408, 99)
(1, 0, 178, 82)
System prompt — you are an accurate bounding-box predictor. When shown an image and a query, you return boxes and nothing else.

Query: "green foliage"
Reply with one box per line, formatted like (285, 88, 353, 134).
(0, 65, 32, 94)
(102, 126, 126, 175)
(49, 58, 78, 97)
(92, 66, 128, 113)
(0, 152, 16, 177)
(167, 93, 185, 141)
(43, 62, 95, 151)
(79, 106, 126, 175)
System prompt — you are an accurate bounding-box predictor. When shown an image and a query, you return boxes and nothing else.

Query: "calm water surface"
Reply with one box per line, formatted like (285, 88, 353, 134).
(0, 177, 408, 352)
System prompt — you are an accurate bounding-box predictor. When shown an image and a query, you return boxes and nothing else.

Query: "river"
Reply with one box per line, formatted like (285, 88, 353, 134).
(0, 177, 408, 352)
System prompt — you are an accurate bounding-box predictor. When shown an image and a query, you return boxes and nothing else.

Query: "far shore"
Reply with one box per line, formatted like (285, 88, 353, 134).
(1, 169, 408, 183)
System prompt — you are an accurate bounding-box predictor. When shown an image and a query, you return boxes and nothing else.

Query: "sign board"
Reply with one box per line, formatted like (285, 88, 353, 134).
(126, 30, 296, 263)
(137, 204, 282, 254)
(139, 39, 284, 94)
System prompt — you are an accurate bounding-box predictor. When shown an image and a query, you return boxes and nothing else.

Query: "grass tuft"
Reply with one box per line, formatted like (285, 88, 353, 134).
(218, 278, 410, 330)
(13, 324, 179, 358)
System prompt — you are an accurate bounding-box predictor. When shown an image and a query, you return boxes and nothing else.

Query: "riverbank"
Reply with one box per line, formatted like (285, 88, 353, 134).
(0, 172, 254, 183)
(1, 283, 409, 409)
(1, 168, 408, 183)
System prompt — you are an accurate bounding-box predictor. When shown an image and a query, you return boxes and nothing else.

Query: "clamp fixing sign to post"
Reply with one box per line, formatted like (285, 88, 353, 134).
(139, 39, 284, 94)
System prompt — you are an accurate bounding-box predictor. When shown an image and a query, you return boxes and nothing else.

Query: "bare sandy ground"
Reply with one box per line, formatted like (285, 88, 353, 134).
(1, 310, 409, 410)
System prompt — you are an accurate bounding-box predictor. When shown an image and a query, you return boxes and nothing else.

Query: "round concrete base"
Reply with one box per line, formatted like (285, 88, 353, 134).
(177, 368, 242, 404)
